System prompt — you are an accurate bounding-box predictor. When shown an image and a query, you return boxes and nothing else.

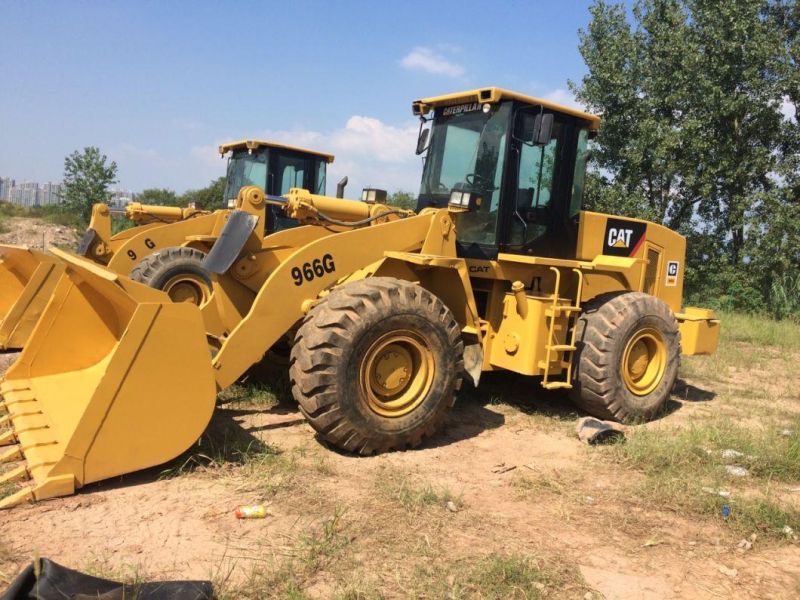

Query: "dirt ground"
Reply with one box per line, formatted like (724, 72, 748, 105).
(1, 358, 799, 598)
(0, 216, 77, 248)
(0, 219, 798, 598)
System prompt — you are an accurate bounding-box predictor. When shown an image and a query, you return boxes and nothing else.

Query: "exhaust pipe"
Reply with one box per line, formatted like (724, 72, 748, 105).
(336, 176, 348, 198)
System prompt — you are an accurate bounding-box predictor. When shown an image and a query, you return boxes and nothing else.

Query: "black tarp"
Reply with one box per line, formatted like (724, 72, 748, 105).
(1, 558, 213, 600)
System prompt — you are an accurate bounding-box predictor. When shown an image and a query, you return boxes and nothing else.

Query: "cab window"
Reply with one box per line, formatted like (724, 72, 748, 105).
(569, 128, 589, 216)
(509, 115, 561, 246)
(315, 159, 327, 194)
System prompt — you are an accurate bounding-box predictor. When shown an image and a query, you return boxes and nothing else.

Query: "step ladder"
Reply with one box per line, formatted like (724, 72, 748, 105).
(539, 267, 584, 390)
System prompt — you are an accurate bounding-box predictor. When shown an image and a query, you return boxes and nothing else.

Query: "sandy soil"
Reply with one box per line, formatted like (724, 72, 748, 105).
(1, 366, 798, 598)
(0, 216, 77, 248)
(0, 217, 798, 597)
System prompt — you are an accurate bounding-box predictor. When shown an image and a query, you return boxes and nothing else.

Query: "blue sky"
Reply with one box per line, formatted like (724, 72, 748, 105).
(1, 0, 603, 197)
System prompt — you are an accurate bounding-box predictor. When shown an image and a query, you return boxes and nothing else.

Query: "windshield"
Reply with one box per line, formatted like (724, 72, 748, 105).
(224, 149, 268, 203)
(419, 102, 511, 246)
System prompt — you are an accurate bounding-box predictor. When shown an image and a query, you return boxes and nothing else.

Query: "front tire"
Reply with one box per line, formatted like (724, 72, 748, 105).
(570, 292, 680, 422)
(290, 278, 464, 455)
(130, 247, 212, 305)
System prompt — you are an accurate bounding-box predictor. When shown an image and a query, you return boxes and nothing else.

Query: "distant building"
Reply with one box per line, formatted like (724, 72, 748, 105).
(0, 177, 15, 201)
(2, 177, 134, 208)
(9, 182, 39, 207)
(4, 180, 63, 207)
(39, 182, 63, 206)
(108, 189, 135, 208)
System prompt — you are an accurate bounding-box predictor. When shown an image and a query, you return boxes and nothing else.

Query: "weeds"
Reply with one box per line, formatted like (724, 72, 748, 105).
(378, 471, 462, 513)
(608, 421, 800, 539)
(716, 310, 800, 351)
(217, 379, 289, 409)
(409, 553, 586, 599)
(216, 510, 351, 600)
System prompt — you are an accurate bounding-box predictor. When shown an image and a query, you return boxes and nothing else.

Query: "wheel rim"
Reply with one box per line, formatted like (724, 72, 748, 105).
(162, 273, 211, 305)
(359, 330, 435, 418)
(621, 327, 667, 396)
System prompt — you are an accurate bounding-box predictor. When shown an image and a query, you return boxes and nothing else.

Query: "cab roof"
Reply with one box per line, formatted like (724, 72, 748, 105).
(412, 87, 601, 131)
(218, 139, 335, 163)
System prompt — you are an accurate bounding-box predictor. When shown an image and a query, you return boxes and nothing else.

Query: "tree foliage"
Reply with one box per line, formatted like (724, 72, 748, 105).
(180, 176, 226, 211)
(137, 188, 180, 206)
(62, 147, 118, 225)
(574, 0, 799, 317)
(387, 191, 417, 210)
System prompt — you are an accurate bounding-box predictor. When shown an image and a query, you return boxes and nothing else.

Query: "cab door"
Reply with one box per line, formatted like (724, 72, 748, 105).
(268, 151, 317, 231)
(500, 110, 588, 260)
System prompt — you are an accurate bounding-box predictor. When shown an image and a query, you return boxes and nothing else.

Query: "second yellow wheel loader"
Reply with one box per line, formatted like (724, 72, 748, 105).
(0, 140, 335, 350)
(0, 87, 720, 508)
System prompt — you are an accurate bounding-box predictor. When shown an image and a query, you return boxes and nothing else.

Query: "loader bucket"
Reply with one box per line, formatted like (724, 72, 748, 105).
(0, 245, 65, 350)
(0, 249, 217, 508)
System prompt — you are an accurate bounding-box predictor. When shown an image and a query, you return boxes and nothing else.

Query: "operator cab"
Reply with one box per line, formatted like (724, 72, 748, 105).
(413, 88, 599, 260)
(219, 140, 334, 232)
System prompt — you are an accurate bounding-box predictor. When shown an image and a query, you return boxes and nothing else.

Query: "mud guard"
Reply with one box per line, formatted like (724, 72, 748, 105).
(201, 210, 258, 274)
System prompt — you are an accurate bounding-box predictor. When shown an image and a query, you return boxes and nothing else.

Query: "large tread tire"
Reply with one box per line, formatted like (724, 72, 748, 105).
(570, 292, 680, 422)
(130, 246, 212, 305)
(290, 277, 464, 455)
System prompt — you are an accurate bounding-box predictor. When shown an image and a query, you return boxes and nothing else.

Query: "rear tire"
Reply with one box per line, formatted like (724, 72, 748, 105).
(570, 292, 680, 422)
(290, 278, 463, 455)
(130, 247, 212, 305)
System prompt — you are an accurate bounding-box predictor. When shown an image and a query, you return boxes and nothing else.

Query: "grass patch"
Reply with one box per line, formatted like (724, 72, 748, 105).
(217, 379, 289, 409)
(616, 419, 800, 483)
(161, 421, 299, 498)
(216, 509, 351, 600)
(717, 310, 800, 352)
(410, 553, 587, 599)
(513, 471, 570, 497)
(0, 482, 14, 501)
(378, 471, 462, 513)
(608, 420, 800, 539)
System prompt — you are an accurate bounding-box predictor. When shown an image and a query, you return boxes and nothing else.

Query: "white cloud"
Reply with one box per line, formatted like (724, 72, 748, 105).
(780, 95, 796, 123)
(185, 115, 423, 198)
(539, 88, 586, 111)
(262, 117, 422, 195)
(400, 47, 465, 78)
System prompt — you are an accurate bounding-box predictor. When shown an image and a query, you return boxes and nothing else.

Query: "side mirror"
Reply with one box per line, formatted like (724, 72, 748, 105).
(532, 113, 554, 146)
(416, 127, 430, 155)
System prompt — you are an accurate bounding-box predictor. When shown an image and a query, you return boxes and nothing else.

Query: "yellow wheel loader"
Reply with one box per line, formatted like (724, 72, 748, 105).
(0, 88, 720, 508)
(0, 140, 335, 350)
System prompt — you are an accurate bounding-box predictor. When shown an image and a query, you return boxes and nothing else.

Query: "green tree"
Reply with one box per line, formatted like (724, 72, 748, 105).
(62, 147, 118, 224)
(137, 188, 179, 206)
(574, 0, 798, 315)
(180, 176, 226, 210)
(387, 191, 417, 210)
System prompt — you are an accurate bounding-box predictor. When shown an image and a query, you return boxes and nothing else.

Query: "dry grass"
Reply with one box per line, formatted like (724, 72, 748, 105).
(600, 311, 800, 543)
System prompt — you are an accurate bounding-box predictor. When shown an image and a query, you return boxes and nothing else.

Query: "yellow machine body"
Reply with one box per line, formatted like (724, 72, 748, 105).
(0, 188, 417, 507)
(0, 139, 337, 350)
(0, 88, 721, 507)
(0, 247, 66, 350)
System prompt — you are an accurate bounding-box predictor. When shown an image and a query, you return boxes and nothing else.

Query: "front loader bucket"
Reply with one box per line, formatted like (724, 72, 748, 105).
(0, 245, 65, 350)
(0, 249, 217, 508)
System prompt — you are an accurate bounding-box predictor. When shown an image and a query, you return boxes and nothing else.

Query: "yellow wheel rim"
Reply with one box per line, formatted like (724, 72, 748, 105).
(162, 273, 211, 305)
(621, 327, 667, 396)
(359, 330, 435, 418)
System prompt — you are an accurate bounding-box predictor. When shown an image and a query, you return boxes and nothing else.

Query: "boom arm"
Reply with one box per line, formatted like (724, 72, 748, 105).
(120, 202, 208, 225)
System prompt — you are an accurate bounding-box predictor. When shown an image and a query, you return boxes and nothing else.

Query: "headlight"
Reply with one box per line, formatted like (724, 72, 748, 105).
(227, 198, 236, 208)
(360, 188, 387, 204)
(449, 190, 471, 207)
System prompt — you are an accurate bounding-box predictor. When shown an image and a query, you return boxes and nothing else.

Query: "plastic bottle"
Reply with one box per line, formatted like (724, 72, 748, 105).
(235, 505, 267, 519)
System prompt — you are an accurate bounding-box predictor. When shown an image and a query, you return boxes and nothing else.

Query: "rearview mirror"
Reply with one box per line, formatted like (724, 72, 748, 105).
(532, 113, 554, 146)
(416, 127, 430, 155)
